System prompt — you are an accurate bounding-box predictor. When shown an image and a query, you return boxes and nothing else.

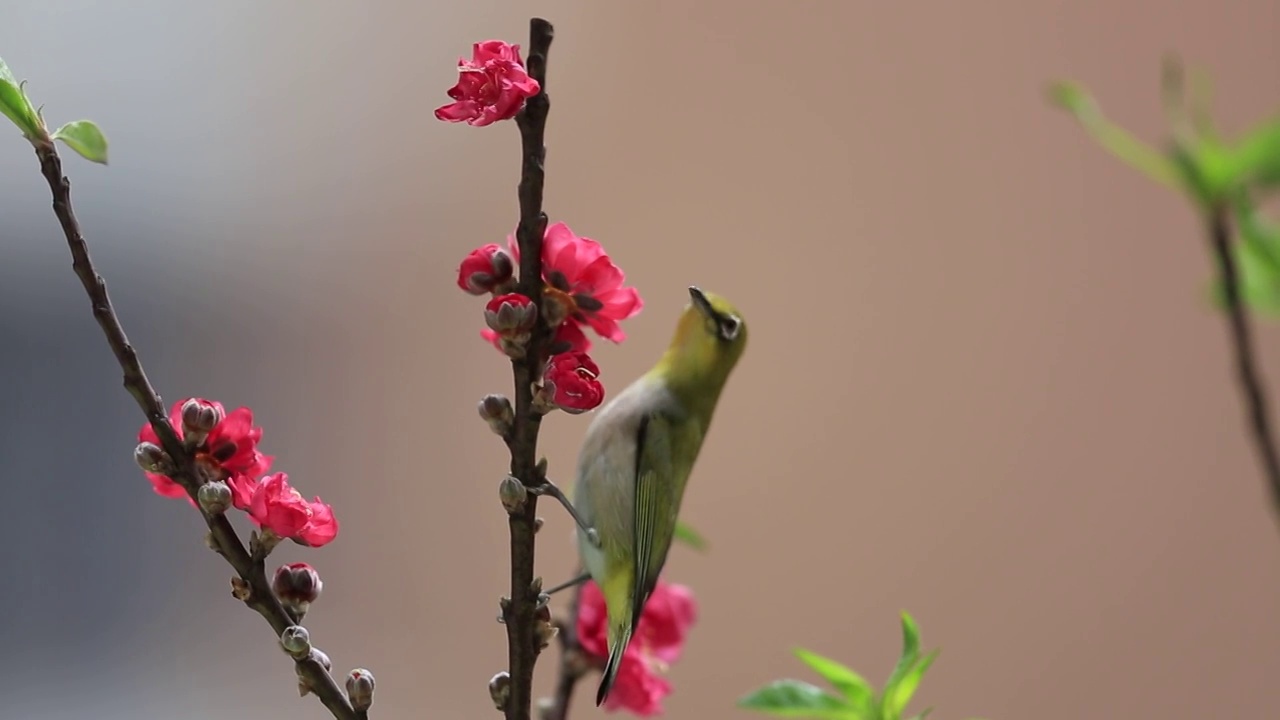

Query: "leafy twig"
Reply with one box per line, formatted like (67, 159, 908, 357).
(31, 140, 363, 720)
(500, 17, 556, 720)
(1206, 204, 1280, 524)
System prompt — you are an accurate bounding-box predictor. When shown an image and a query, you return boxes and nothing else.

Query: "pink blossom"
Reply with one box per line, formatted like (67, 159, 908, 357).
(509, 222, 643, 344)
(297, 499, 339, 547)
(542, 351, 605, 414)
(435, 40, 540, 127)
(137, 398, 272, 500)
(578, 579, 698, 715)
(226, 474, 259, 511)
(204, 407, 272, 478)
(248, 473, 340, 548)
(457, 243, 514, 295)
(604, 653, 672, 716)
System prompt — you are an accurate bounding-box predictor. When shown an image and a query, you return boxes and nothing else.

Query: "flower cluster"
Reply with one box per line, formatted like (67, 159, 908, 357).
(135, 398, 338, 548)
(455, 221, 642, 415)
(578, 579, 698, 716)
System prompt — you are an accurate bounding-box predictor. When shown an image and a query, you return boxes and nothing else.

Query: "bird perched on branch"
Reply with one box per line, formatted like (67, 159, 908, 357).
(572, 285, 748, 705)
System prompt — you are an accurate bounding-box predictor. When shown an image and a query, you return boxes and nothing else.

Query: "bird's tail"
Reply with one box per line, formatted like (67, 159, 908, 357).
(596, 621, 634, 706)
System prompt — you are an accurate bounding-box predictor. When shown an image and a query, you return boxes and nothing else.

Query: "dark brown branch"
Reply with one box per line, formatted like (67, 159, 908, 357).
(1207, 205, 1280, 528)
(545, 575, 588, 720)
(502, 17, 556, 720)
(33, 141, 362, 720)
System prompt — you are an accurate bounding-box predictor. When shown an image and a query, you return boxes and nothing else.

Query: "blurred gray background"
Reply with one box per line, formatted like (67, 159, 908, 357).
(2, 1, 1279, 719)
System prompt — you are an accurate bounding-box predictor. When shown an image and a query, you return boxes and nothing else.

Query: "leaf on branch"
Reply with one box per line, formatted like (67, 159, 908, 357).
(0, 56, 44, 140)
(879, 612, 939, 720)
(1224, 115, 1280, 191)
(673, 519, 708, 551)
(738, 679, 861, 720)
(792, 648, 875, 715)
(52, 119, 108, 164)
(1046, 80, 1184, 192)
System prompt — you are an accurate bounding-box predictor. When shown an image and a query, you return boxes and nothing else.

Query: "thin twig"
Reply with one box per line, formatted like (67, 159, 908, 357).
(545, 576, 588, 720)
(1207, 205, 1280, 528)
(32, 141, 362, 720)
(501, 17, 556, 720)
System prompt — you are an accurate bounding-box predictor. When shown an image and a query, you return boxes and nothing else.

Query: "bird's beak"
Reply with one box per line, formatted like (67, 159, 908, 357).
(688, 286, 715, 319)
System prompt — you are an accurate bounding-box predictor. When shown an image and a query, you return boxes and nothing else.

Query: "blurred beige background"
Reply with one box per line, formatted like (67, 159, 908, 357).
(1, 1, 1279, 719)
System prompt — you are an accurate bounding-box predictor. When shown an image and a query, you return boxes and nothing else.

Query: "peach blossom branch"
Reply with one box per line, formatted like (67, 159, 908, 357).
(31, 141, 364, 720)
(1206, 204, 1280, 524)
(499, 16, 556, 720)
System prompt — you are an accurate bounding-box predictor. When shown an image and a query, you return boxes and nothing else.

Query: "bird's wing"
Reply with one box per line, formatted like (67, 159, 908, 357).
(629, 410, 698, 630)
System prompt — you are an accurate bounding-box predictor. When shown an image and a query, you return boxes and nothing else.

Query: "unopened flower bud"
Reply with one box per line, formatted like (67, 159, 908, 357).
(499, 475, 527, 513)
(346, 668, 375, 712)
(134, 441, 172, 475)
(180, 398, 222, 445)
(478, 394, 514, 436)
(273, 562, 323, 618)
(533, 517, 544, 533)
(537, 352, 605, 415)
(458, 244, 514, 295)
(197, 480, 232, 515)
(485, 291, 538, 336)
(489, 671, 511, 711)
(280, 625, 311, 657)
(536, 697, 555, 720)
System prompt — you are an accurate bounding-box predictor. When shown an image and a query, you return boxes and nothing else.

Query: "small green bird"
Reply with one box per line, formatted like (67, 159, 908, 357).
(573, 285, 748, 705)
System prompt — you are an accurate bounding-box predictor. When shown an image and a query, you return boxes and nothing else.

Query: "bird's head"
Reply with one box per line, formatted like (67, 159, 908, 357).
(658, 286, 748, 394)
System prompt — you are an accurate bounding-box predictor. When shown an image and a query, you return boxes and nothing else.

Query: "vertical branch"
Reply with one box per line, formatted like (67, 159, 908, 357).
(1207, 205, 1280, 528)
(503, 17, 556, 720)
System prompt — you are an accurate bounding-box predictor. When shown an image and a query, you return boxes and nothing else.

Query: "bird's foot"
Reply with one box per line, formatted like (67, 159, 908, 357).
(543, 571, 591, 596)
(530, 480, 602, 548)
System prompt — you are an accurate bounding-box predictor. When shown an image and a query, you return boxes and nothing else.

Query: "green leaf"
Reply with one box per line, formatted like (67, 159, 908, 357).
(0, 56, 43, 139)
(1225, 115, 1280, 190)
(52, 119, 108, 164)
(881, 612, 921, 700)
(1047, 80, 1184, 192)
(739, 680, 860, 720)
(882, 649, 939, 719)
(905, 709, 934, 720)
(793, 648, 875, 713)
(673, 520, 708, 551)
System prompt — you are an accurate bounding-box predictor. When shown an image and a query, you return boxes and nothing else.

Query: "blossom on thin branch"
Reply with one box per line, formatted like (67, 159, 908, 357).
(434, 40, 541, 127)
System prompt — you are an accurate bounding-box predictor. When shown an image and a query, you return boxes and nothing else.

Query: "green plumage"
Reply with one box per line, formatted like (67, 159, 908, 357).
(572, 287, 748, 706)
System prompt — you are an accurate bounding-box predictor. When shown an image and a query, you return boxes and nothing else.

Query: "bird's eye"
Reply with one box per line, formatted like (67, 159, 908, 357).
(718, 315, 741, 341)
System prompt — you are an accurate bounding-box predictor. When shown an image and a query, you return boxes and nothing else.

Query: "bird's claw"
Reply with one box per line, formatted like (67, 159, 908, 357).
(532, 479, 600, 544)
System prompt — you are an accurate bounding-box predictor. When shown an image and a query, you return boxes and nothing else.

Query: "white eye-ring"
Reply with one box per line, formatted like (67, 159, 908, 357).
(718, 315, 741, 341)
